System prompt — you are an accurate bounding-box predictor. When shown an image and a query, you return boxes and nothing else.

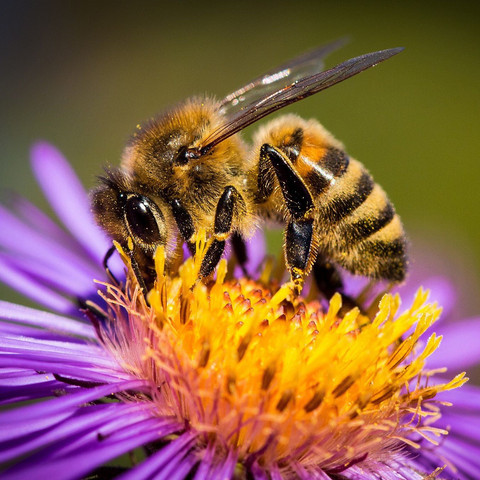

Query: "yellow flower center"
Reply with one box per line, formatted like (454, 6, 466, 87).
(100, 236, 467, 473)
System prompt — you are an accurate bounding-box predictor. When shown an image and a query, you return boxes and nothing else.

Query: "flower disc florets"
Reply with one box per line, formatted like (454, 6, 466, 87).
(97, 237, 466, 478)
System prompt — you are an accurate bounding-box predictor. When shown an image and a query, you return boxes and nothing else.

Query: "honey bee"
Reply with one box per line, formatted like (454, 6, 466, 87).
(92, 39, 407, 297)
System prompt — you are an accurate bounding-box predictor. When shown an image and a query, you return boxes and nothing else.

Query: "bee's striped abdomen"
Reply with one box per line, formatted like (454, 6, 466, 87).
(316, 158, 407, 281)
(252, 114, 408, 285)
(305, 147, 350, 196)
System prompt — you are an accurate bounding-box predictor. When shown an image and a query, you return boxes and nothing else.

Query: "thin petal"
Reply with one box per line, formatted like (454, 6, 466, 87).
(0, 261, 77, 314)
(0, 252, 98, 299)
(0, 379, 149, 433)
(0, 204, 101, 282)
(0, 300, 94, 338)
(397, 275, 457, 322)
(233, 229, 267, 277)
(3, 417, 171, 480)
(439, 383, 480, 410)
(118, 432, 197, 480)
(30, 141, 111, 264)
(13, 195, 92, 260)
(428, 317, 480, 370)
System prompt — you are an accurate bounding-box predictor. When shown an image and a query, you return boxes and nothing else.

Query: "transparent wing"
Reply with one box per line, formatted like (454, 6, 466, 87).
(200, 47, 403, 154)
(219, 37, 349, 116)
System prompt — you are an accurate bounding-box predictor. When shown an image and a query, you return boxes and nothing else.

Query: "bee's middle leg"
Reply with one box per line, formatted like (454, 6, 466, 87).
(200, 186, 245, 278)
(260, 144, 316, 293)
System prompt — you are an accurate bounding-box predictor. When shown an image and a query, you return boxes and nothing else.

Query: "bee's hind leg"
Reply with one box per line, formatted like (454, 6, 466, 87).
(260, 144, 316, 295)
(200, 186, 245, 279)
(230, 232, 249, 276)
(311, 255, 344, 300)
(312, 255, 367, 316)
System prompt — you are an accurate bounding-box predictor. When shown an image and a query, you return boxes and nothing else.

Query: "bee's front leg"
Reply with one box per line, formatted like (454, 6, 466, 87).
(170, 198, 197, 255)
(260, 144, 316, 294)
(199, 186, 245, 279)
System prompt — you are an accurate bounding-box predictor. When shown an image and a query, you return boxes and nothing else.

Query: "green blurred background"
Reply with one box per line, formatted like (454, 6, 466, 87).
(1, 0, 480, 321)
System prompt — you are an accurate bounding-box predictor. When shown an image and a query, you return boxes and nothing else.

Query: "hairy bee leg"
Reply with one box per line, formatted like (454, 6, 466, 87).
(260, 144, 314, 219)
(285, 219, 314, 294)
(231, 231, 249, 276)
(170, 198, 196, 255)
(312, 257, 367, 315)
(260, 144, 316, 292)
(103, 245, 120, 286)
(199, 186, 243, 278)
(312, 257, 344, 299)
(126, 247, 149, 297)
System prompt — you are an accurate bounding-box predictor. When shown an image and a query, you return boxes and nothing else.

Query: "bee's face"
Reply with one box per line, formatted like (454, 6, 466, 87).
(91, 171, 173, 283)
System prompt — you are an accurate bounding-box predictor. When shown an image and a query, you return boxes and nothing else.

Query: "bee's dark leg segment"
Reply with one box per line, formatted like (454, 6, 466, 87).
(312, 256, 344, 300)
(199, 239, 226, 278)
(170, 198, 196, 255)
(199, 186, 242, 278)
(260, 144, 314, 219)
(126, 247, 148, 297)
(285, 218, 314, 293)
(312, 256, 366, 315)
(103, 245, 120, 286)
(261, 144, 316, 292)
(231, 232, 248, 275)
(256, 145, 276, 203)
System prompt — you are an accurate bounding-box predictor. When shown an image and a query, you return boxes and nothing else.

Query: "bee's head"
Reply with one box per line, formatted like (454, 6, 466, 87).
(91, 169, 172, 281)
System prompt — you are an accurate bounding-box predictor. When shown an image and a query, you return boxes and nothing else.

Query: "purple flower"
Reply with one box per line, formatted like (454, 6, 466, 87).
(0, 142, 479, 479)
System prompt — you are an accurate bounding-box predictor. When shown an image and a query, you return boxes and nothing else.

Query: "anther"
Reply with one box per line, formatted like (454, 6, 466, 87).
(276, 389, 294, 411)
(261, 363, 276, 390)
(304, 390, 325, 412)
(332, 375, 355, 398)
(237, 333, 252, 361)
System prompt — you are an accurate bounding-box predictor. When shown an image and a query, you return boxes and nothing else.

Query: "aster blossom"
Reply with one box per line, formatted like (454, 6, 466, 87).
(0, 143, 479, 479)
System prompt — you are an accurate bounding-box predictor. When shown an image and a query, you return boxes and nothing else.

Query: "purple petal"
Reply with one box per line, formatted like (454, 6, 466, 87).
(0, 261, 78, 314)
(43, 410, 167, 458)
(118, 432, 197, 480)
(396, 275, 457, 323)
(0, 252, 98, 299)
(0, 356, 128, 386)
(0, 402, 118, 463)
(13, 195, 91, 258)
(415, 443, 480, 480)
(0, 381, 78, 405)
(439, 383, 480, 410)
(0, 321, 88, 344)
(30, 141, 111, 265)
(0, 300, 94, 338)
(3, 417, 172, 480)
(0, 204, 102, 283)
(250, 461, 269, 480)
(0, 369, 55, 386)
(0, 334, 107, 363)
(0, 379, 150, 443)
(427, 316, 480, 370)
(212, 448, 237, 479)
(233, 229, 267, 277)
(441, 412, 480, 439)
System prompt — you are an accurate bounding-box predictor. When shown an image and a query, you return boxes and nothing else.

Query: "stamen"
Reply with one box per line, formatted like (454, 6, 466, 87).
(93, 237, 468, 475)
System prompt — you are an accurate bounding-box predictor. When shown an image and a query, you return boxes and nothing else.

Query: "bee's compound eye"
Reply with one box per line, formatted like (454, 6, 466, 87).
(124, 195, 163, 245)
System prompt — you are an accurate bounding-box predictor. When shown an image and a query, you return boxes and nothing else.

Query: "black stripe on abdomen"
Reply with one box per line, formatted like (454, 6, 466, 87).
(306, 148, 350, 196)
(322, 171, 374, 223)
(322, 147, 349, 177)
(343, 202, 395, 243)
